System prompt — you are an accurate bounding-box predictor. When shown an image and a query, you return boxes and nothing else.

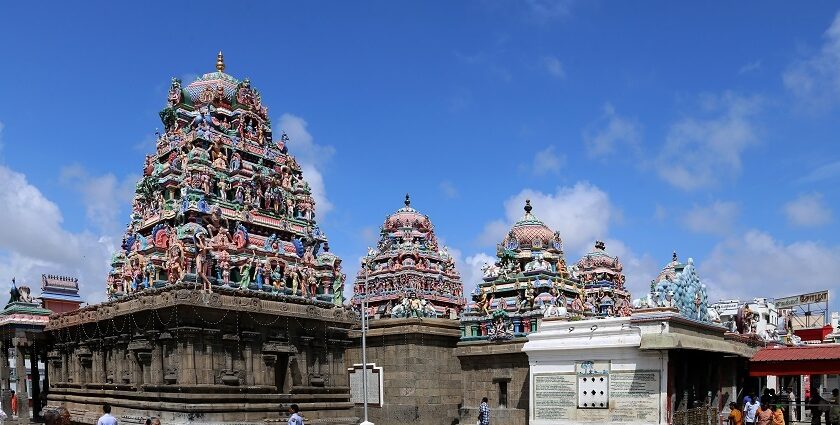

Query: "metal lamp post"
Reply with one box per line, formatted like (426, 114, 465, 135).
(360, 261, 373, 425)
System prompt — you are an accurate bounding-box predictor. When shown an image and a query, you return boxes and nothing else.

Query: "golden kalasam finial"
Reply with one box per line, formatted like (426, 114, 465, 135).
(216, 51, 226, 72)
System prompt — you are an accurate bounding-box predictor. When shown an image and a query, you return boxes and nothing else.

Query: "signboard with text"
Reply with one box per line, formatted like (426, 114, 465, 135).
(775, 291, 829, 309)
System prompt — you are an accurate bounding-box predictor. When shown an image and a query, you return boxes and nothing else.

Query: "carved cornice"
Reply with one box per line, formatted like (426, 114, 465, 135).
(45, 284, 357, 332)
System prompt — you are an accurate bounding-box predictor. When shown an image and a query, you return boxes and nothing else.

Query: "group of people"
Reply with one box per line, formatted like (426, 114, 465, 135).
(728, 387, 840, 425)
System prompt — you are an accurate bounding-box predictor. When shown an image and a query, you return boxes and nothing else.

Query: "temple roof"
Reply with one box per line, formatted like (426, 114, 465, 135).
(576, 240, 624, 275)
(501, 200, 562, 252)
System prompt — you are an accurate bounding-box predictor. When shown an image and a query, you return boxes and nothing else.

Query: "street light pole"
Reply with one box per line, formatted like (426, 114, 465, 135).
(360, 263, 372, 425)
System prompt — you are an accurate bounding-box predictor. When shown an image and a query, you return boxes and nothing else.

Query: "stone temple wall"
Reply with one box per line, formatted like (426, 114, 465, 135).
(346, 319, 532, 425)
(44, 284, 358, 425)
(455, 341, 530, 425)
(346, 318, 463, 425)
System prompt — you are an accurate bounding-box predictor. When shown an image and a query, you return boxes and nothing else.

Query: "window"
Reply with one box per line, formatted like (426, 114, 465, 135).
(499, 381, 508, 408)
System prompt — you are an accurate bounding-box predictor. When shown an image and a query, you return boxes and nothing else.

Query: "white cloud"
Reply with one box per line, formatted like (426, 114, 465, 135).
(477, 182, 613, 254)
(700, 230, 840, 304)
(439, 181, 459, 198)
(359, 226, 379, 245)
(738, 60, 762, 75)
(601, 239, 659, 300)
(60, 165, 137, 235)
(583, 103, 641, 158)
(278, 113, 335, 216)
(657, 92, 762, 190)
(449, 248, 495, 297)
(783, 12, 840, 108)
(526, 0, 575, 21)
(682, 201, 740, 235)
(543, 56, 566, 79)
(0, 165, 113, 304)
(783, 193, 833, 227)
(525, 145, 566, 175)
(654, 204, 668, 221)
(798, 160, 840, 183)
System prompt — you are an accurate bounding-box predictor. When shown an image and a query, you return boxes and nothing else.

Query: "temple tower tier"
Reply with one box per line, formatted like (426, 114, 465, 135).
(352, 194, 465, 320)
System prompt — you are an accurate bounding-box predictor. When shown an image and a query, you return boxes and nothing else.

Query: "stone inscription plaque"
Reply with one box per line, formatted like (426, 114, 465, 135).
(349, 365, 382, 406)
(533, 373, 576, 420)
(608, 370, 660, 423)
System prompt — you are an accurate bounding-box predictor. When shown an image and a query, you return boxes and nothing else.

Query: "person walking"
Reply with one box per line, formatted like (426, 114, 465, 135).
(745, 395, 760, 425)
(287, 404, 303, 425)
(478, 397, 490, 425)
(829, 389, 840, 425)
(757, 403, 774, 425)
(728, 402, 744, 425)
(97, 403, 118, 425)
(771, 405, 785, 425)
(10, 391, 17, 417)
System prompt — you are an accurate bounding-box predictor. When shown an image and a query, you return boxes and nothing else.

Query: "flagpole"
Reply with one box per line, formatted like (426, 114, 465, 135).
(360, 261, 373, 425)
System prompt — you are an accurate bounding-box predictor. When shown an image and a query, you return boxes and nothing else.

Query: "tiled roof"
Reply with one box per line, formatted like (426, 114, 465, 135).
(751, 344, 840, 362)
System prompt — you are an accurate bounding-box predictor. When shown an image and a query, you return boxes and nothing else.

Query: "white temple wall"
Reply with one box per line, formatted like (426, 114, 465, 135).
(524, 317, 669, 425)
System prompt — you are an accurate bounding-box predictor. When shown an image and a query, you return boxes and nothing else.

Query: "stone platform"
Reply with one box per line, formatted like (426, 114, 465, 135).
(43, 283, 359, 424)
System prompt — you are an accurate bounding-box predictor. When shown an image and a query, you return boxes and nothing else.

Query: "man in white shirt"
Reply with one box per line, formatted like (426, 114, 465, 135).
(287, 404, 303, 425)
(744, 395, 760, 425)
(97, 403, 118, 425)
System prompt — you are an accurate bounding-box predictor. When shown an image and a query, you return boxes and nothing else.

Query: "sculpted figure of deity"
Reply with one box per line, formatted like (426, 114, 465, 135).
(239, 255, 255, 290)
(307, 271, 318, 298)
(268, 260, 283, 291)
(333, 272, 346, 306)
(195, 233, 213, 293)
(229, 152, 241, 172)
(217, 179, 228, 201)
(253, 259, 266, 290)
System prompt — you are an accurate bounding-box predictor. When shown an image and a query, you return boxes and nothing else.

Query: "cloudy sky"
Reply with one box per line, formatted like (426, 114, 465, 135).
(0, 1, 838, 313)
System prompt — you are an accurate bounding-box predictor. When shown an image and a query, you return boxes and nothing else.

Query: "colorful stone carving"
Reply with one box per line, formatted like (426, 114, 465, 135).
(633, 252, 711, 323)
(352, 195, 465, 319)
(460, 201, 635, 342)
(107, 54, 344, 305)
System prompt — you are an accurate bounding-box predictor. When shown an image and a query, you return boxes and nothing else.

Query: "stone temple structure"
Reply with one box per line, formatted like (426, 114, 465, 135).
(43, 54, 358, 424)
(460, 200, 632, 342)
(351, 194, 464, 320)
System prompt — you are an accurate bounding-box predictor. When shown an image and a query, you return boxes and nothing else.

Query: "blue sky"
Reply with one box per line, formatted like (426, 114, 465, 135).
(0, 1, 838, 314)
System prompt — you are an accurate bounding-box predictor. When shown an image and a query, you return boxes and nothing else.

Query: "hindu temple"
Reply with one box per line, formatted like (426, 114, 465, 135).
(43, 53, 358, 425)
(351, 194, 464, 320)
(460, 200, 630, 341)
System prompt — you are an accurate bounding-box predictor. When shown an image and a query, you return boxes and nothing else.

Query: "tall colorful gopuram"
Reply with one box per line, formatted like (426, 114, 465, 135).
(352, 194, 465, 319)
(44, 54, 358, 425)
(106, 51, 344, 303)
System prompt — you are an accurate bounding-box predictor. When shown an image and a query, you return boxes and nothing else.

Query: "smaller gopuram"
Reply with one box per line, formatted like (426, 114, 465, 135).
(0, 279, 53, 421)
(345, 195, 465, 425)
(40, 275, 83, 314)
(574, 241, 633, 317)
(460, 200, 583, 342)
(351, 194, 464, 319)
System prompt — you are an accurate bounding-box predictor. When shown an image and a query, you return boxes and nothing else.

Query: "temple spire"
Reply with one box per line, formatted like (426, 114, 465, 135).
(216, 51, 226, 72)
(524, 199, 533, 214)
(404, 193, 411, 207)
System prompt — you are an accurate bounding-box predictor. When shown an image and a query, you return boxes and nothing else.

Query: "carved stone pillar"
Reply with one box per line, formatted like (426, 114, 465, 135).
(30, 343, 41, 419)
(0, 340, 11, 418)
(150, 338, 164, 386)
(177, 329, 199, 385)
(242, 332, 259, 386)
(202, 330, 219, 385)
(128, 338, 152, 387)
(77, 346, 92, 384)
(15, 341, 30, 420)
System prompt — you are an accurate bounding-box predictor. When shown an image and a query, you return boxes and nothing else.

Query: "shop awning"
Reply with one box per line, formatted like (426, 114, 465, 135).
(749, 344, 840, 376)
